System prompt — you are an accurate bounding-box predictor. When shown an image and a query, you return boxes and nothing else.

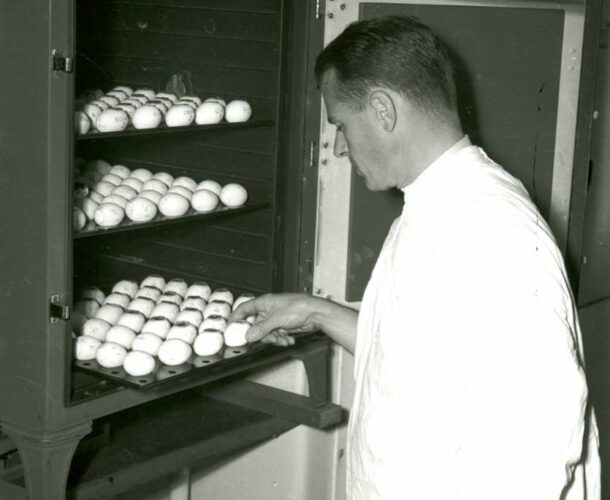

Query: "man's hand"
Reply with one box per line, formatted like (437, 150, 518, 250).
(231, 293, 321, 346)
(231, 293, 358, 353)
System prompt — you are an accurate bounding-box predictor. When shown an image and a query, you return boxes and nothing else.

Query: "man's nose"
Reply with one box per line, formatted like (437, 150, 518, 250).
(333, 131, 348, 158)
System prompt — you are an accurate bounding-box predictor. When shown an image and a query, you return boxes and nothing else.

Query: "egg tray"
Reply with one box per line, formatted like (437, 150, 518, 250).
(74, 331, 326, 390)
(75, 118, 274, 141)
(73, 202, 270, 239)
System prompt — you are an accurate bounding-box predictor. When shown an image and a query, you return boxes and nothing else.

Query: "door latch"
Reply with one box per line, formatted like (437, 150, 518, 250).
(52, 49, 74, 73)
(49, 295, 70, 323)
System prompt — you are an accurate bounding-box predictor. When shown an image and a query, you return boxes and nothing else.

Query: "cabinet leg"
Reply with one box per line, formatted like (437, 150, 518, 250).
(1, 421, 91, 500)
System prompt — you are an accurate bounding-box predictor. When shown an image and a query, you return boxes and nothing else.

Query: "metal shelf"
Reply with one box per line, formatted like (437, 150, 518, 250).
(73, 202, 270, 239)
(75, 119, 274, 142)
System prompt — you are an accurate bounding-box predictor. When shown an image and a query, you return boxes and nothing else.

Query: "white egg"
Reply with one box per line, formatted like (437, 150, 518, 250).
(105, 325, 136, 349)
(103, 194, 129, 209)
(164, 279, 188, 297)
(112, 185, 138, 201)
(93, 180, 116, 197)
(89, 191, 104, 204)
(198, 315, 227, 334)
(151, 302, 180, 323)
(75, 335, 102, 361)
(114, 85, 133, 95)
(178, 100, 198, 111)
(81, 103, 104, 124)
(196, 180, 222, 197)
(147, 100, 169, 113)
(193, 330, 224, 357)
(180, 95, 202, 106)
(180, 297, 206, 313)
(204, 97, 226, 107)
(142, 317, 172, 339)
(75, 111, 91, 135)
(132, 332, 163, 356)
(90, 98, 109, 110)
(94, 202, 125, 227)
(165, 105, 195, 127)
(225, 100, 252, 123)
(167, 322, 197, 344)
(167, 186, 193, 200)
(101, 173, 123, 187)
(121, 177, 143, 193)
(123, 98, 144, 108)
(112, 280, 139, 298)
(129, 168, 154, 183)
(191, 189, 219, 213)
(128, 297, 156, 318)
(203, 301, 231, 320)
(95, 304, 124, 325)
(152, 172, 174, 187)
(195, 102, 224, 125)
(155, 92, 178, 103)
(134, 88, 156, 100)
(142, 179, 169, 195)
(98, 95, 120, 107)
(80, 286, 105, 304)
(74, 298, 100, 319)
(96, 109, 129, 132)
(159, 192, 190, 217)
(112, 85, 134, 96)
(117, 311, 146, 333)
(136, 286, 162, 302)
(96, 342, 128, 368)
(209, 288, 234, 305)
(154, 97, 174, 109)
(132, 104, 163, 130)
(158, 339, 192, 366)
(85, 159, 113, 176)
(109, 164, 131, 179)
(186, 282, 212, 301)
(232, 294, 256, 311)
(123, 350, 156, 377)
(106, 89, 128, 101)
(141, 275, 166, 290)
(223, 320, 251, 347)
(159, 292, 183, 306)
(115, 104, 137, 117)
(103, 292, 131, 309)
(220, 183, 248, 208)
(81, 318, 112, 340)
(73, 206, 87, 231)
(139, 190, 163, 205)
(175, 309, 203, 328)
(172, 176, 197, 192)
(126, 196, 158, 222)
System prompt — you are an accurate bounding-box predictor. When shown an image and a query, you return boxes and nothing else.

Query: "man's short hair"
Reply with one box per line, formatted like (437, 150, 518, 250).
(315, 16, 457, 115)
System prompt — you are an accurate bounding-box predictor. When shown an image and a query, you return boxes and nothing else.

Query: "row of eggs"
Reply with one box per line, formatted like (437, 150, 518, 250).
(75, 86, 252, 135)
(73, 159, 248, 230)
(75, 277, 256, 377)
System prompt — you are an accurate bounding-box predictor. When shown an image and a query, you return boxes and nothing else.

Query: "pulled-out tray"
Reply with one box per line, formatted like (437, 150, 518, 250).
(74, 331, 327, 390)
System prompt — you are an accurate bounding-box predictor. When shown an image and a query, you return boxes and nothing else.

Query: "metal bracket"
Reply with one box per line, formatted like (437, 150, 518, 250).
(315, 0, 325, 19)
(49, 295, 70, 323)
(52, 49, 73, 73)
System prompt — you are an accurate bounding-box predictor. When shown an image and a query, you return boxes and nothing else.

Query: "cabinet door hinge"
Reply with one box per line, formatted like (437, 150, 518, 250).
(49, 295, 70, 323)
(52, 50, 74, 73)
(315, 0, 325, 19)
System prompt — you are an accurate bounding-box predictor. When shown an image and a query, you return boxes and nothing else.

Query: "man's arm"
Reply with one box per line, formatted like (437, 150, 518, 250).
(231, 293, 358, 354)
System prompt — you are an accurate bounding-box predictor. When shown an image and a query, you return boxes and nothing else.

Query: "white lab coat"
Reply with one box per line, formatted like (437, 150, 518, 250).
(347, 138, 600, 500)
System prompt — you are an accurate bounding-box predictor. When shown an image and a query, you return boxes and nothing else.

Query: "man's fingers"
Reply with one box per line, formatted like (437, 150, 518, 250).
(231, 297, 261, 321)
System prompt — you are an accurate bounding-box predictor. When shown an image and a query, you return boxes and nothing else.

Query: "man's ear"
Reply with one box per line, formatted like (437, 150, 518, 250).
(369, 90, 397, 132)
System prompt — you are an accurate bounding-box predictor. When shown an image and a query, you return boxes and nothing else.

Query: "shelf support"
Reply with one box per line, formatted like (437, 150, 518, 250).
(1, 421, 91, 500)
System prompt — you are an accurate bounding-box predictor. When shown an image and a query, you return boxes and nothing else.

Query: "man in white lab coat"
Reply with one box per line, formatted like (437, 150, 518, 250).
(232, 15, 600, 500)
